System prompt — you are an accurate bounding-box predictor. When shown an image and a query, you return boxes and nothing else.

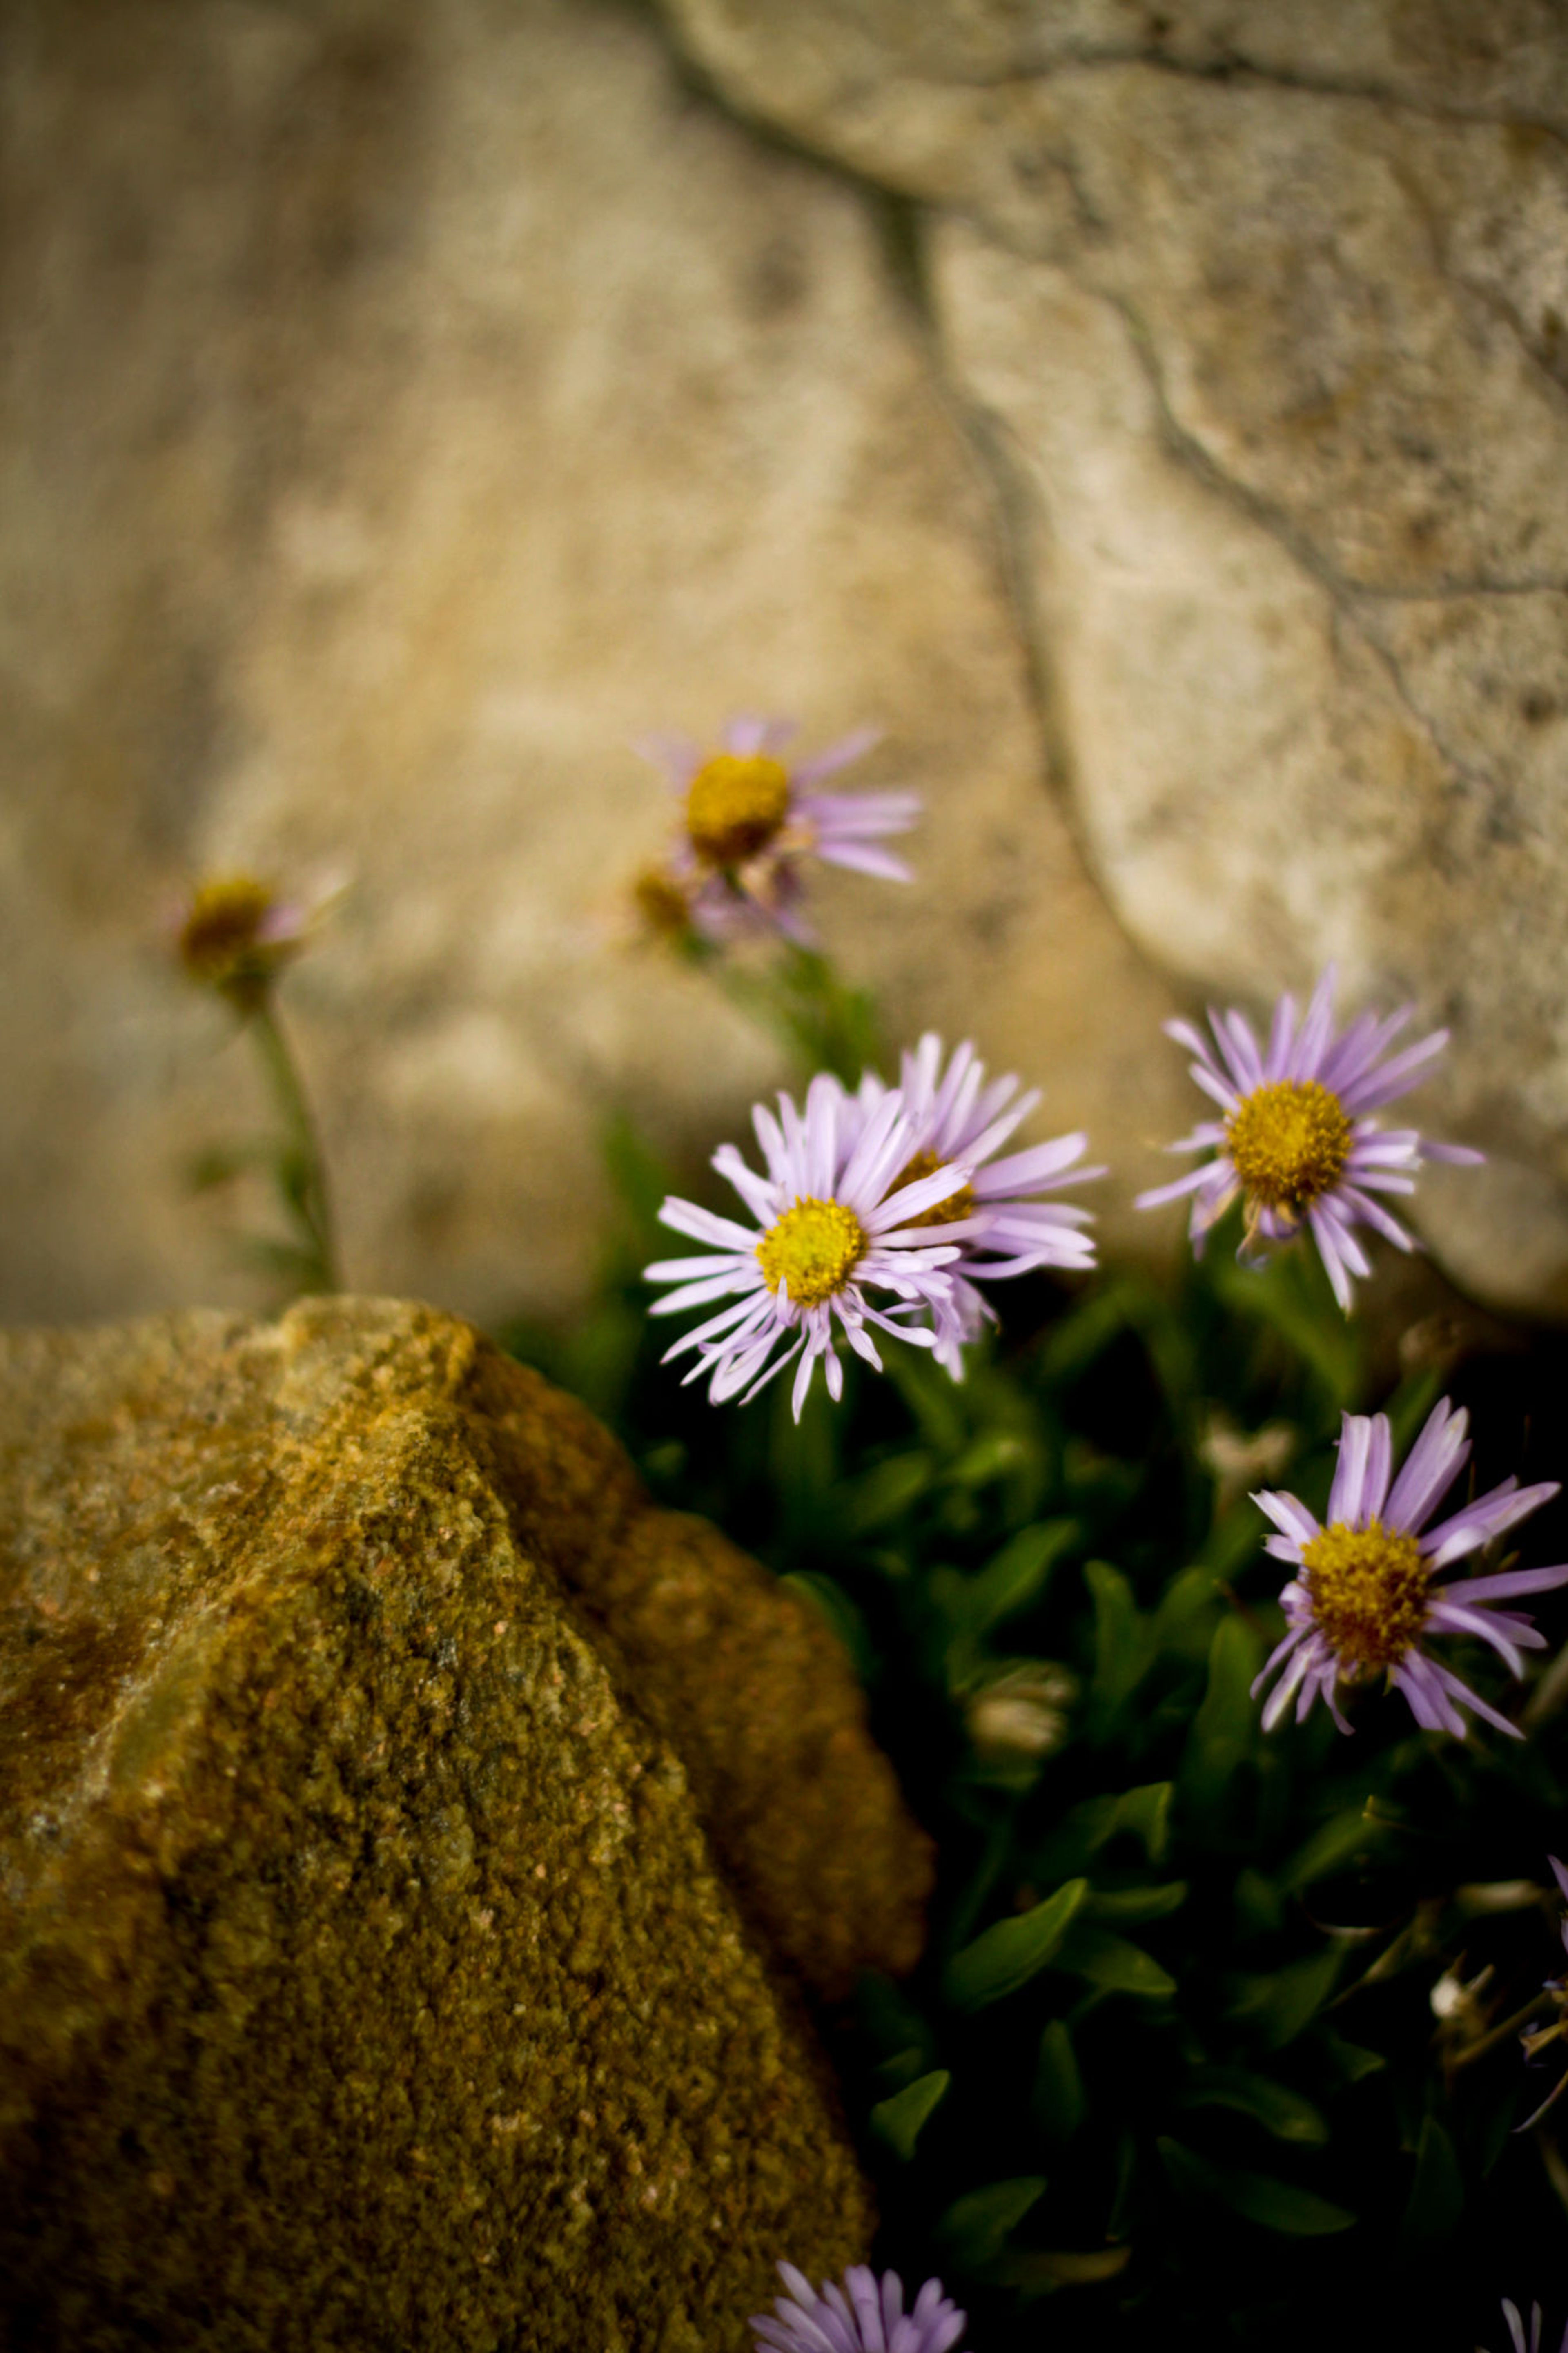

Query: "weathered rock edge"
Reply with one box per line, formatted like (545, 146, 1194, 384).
(0, 1298, 931, 2351)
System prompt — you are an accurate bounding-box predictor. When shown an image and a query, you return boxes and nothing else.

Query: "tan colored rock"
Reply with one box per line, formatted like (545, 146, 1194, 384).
(663, 0, 1568, 1313)
(0, 1297, 930, 2348)
(0, 0, 1189, 1335)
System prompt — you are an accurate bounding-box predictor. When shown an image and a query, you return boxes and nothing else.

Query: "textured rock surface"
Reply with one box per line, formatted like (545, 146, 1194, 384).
(0, 0, 1190, 1334)
(662, 0, 1568, 1312)
(0, 1298, 929, 2348)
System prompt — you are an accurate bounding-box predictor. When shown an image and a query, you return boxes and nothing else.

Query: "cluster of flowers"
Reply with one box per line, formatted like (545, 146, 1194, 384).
(637, 729, 1566, 1751)
(647, 1034, 1099, 1419)
(645, 962, 1489, 1413)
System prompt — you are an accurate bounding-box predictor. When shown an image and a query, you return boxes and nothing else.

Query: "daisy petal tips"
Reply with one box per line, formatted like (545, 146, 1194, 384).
(1251, 1396, 1568, 1739)
(848, 1033, 1103, 1378)
(645, 1072, 968, 1421)
(751, 2262, 970, 2353)
(1134, 967, 1483, 1310)
(637, 716, 918, 943)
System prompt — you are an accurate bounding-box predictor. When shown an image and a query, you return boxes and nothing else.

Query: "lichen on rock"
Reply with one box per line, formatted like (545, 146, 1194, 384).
(0, 1298, 931, 2349)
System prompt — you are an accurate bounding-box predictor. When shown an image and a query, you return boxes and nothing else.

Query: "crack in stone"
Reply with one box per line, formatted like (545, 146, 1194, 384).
(916, 44, 1568, 152)
(652, 7, 1548, 908)
(1080, 280, 1519, 808)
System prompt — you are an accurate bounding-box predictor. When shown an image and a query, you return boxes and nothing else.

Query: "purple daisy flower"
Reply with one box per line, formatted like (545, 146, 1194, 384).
(1135, 968, 1482, 1309)
(169, 871, 334, 1010)
(645, 1072, 968, 1421)
(751, 2262, 969, 2353)
(1251, 1396, 1567, 1737)
(637, 715, 919, 941)
(850, 1035, 1103, 1376)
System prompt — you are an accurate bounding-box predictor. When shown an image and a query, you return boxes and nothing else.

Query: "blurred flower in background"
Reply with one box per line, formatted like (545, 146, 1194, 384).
(635, 715, 918, 944)
(172, 874, 314, 1014)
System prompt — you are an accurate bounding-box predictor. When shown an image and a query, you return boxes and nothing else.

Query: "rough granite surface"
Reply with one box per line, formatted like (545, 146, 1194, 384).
(660, 0, 1568, 1313)
(0, 1298, 929, 2350)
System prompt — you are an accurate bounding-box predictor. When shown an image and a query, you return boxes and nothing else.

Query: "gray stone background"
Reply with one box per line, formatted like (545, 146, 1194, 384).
(4, 0, 1567, 1331)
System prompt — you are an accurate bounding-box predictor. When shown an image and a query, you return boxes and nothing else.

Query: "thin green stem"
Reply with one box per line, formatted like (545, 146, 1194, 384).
(710, 943, 883, 1088)
(249, 995, 340, 1292)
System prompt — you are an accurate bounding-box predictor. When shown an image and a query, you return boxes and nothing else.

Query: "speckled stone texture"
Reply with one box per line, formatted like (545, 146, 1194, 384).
(0, 1298, 930, 2350)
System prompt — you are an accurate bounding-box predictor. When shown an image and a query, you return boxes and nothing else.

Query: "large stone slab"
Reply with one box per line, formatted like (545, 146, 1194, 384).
(662, 0, 1568, 1312)
(0, 1298, 929, 2348)
(0, 0, 1189, 1334)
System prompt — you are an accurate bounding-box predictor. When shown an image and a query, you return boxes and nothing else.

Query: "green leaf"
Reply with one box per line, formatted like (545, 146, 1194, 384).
(1315, 2028, 1386, 2086)
(1151, 1564, 1223, 1658)
(1278, 1805, 1390, 1893)
(870, 2069, 950, 2161)
(1398, 2114, 1464, 2253)
(946, 1430, 1032, 1490)
(1031, 1783, 1172, 1881)
(1180, 1613, 1262, 1810)
(991, 2246, 1131, 2295)
(871, 2045, 929, 2093)
(1228, 1944, 1343, 2049)
(969, 1520, 1078, 1630)
(855, 1973, 935, 2068)
(1176, 2067, 1329, 2146)
(1085, 1561, 1152, 1720)
(1058, 1923, 1176, 1998)
(935, 2176, 1047, 2268)
(1031, 2021, 1085, 2147)
(944, 1880, 1089, 2012)
(1157, 2139, 1354, 2235)
(1118, 1781, 1174, 1864)
(1233, 1868, 1285, 1936)
(844, 1453, 932, 1534)
(1035, 1285, 1132, 1385)
(1084, 1881, 1188, 1926)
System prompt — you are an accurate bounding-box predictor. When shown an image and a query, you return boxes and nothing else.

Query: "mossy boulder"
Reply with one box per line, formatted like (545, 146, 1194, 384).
(0, 1299, 931, 2350)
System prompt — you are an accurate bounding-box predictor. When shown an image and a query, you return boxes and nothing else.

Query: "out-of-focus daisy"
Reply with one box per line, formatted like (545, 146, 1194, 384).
(637, 716, 918, 940)
(172, 874, 316, 1010)
(850, 1034, 1101, 1375)
(1136, 968, 1482, 1309)
(645, 1073, 968, 1421)
(1251, 1396, 1567, 1737)
(751, 2262, 969, 2353)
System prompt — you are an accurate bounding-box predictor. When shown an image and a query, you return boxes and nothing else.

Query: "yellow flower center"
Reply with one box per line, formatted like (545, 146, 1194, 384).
(888, 1147, 976, 1229)
(1225, 1079, 1352, 1216)
(177, 875, 283, 991)
(1301, 1517, 1430, 1671)
(756, 1197, 867, 1308)
(686, 753, 791, 866)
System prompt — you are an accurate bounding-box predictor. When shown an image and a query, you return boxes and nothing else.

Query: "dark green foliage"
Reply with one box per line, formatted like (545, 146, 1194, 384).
(503, 1153, 1568, 2352)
